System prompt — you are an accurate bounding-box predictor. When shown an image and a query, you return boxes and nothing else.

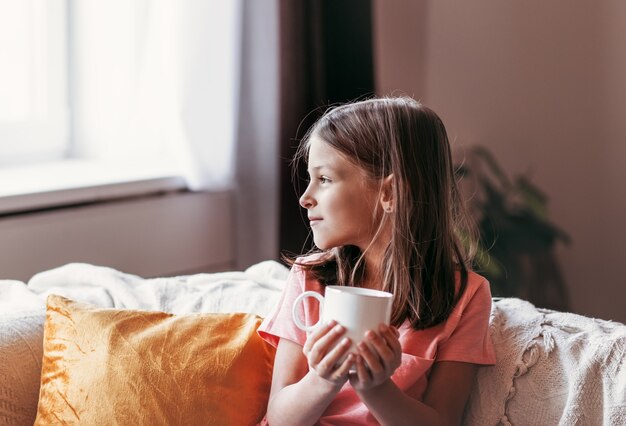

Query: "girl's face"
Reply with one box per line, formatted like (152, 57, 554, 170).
(299, 136, 384, 251)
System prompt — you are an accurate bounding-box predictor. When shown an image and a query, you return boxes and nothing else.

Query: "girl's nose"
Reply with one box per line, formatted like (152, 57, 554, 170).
(299, 191, 315, 209)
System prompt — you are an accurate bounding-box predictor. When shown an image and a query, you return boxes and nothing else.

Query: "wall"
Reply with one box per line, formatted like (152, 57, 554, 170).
(373, 0, 626, 322)
(0, 191, 234, 282)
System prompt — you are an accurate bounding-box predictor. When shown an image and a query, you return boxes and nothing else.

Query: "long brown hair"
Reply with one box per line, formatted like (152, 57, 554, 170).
(290, 97, 477, 330)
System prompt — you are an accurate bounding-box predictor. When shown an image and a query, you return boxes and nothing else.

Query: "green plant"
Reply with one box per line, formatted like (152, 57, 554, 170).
(457, 146, 571, 311)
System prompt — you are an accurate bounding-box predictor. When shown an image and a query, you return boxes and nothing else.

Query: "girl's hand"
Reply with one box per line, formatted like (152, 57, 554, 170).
(349, 324, 402, 391)
(302, 320, 356, 388)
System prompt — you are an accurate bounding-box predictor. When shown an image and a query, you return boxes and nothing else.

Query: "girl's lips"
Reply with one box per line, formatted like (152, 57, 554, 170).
(309, 218, 322, 225)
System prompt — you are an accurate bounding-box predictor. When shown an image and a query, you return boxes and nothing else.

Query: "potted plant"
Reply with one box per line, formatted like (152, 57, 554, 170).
(457, 146, 571, 311)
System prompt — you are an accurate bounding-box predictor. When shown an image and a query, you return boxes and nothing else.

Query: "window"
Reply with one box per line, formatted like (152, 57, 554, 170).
(0, 1, 241, 213)
(0, 1, 170, 168)
(0, 0, 68, 166)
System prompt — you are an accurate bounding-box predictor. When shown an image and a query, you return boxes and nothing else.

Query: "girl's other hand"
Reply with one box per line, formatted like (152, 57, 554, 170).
(350, 324, 402, 391)
(302, 320, 356, 388)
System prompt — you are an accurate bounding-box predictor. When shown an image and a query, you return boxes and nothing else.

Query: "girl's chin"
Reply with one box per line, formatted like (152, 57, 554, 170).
(313, 232, 352, 250)
(312, 237, 330, 250)
(313, 239, 342, 251)
(313, 242, 331, 250)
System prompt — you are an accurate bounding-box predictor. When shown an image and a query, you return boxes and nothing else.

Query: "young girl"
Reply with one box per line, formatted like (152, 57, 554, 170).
(258, 97, 495, 425)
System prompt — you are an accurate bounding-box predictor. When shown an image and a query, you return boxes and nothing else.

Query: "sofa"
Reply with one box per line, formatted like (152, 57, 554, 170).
(1, 261, 624, 425)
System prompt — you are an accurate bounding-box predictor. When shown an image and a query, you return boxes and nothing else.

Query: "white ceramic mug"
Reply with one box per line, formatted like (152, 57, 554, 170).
(292, 286, 393, 359)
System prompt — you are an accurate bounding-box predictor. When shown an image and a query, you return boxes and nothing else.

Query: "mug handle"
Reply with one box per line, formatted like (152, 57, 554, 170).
(292, 291, 324, 332)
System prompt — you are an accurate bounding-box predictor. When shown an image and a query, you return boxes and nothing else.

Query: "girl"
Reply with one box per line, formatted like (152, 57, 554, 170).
(258, 97, 495, 425)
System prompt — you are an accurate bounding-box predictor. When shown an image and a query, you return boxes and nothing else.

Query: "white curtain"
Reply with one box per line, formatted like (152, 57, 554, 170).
(235, 0, 280, 267)
(71, 0, 280, 267)
(71, 0, 243, 190)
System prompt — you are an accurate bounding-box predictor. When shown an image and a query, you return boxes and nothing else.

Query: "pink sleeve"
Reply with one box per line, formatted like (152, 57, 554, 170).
(257, 265, 309, 348)
(436, 278, 496, 365)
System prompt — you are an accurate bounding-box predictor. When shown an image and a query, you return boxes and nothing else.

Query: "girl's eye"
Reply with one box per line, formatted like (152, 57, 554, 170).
(318, 176, 330, 184)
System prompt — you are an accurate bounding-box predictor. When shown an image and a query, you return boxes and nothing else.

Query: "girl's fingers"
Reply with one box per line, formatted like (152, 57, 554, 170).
(358, 341, 384, 375)
(334, 353, 356, 377)
(304, 322, 345, 365)
(379, 324, 402, 355)
(302, 321, 333, 355)
(350, 326, 402, 390)
(383, 324, 400, 339)
(303, 321, 337, 353)
(355, 354, 371, 383)
(317, 336, 352, 376)
(366, 330, 394, 360)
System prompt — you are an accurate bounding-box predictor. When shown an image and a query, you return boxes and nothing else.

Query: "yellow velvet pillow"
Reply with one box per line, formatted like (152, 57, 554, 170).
(35, 295, 276, 425)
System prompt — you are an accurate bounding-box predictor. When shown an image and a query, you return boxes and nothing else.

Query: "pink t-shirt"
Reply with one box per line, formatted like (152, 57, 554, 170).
(257, 259, 496, 425)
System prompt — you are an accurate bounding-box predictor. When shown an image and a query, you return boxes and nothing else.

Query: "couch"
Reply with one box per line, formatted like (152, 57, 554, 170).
(1, 261, 624, 425)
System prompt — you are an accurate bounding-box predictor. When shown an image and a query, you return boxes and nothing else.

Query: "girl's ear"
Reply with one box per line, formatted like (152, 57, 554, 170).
(379, 174, 395, 213)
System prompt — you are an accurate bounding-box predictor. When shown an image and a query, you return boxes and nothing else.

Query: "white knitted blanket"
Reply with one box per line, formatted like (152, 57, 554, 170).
(0, 261, 288, 426)
(464, 298, 626, 425)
